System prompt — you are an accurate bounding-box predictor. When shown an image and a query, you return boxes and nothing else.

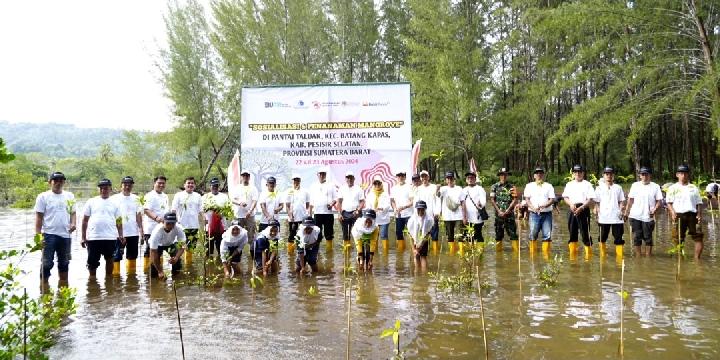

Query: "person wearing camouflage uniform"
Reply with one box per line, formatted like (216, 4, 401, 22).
(490, 168, 518, 251)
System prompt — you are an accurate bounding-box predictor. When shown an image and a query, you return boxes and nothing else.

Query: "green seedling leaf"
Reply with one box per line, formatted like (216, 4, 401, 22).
(618, 290, 629, 300)
(308, 286, 318, 296)
(380, 329, 395, 338)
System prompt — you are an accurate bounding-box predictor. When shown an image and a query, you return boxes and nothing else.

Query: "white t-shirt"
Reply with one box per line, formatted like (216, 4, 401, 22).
(366, 190, 392, 225)
(562, 180, 596, 204)
(338, 184, 365, 212)
(171, 191, 202, 230)
(34, 190, 75, 238)
(148, 224, 186, 249)
(142, 191, 169, 234)
(285, 187, 310, 221)
(463, 185, 487, 224)
(523, 182, 555, 213)
(258, 190, 283, 224)
(627, 181, 663, 222)
(297, 225, 321, 249)
(202, 191, 230, 220)
(439, 186, 465, 221)
(110, 193, 142, 237)
(390, 183, 414, 218)
(83, 196, 122, 241)
(666, 183, 703, 214)
(595, 183, 625, 224)
(220, 226, 248, 257)
(407, 213, 434, 246)
(309, 181, 337, 215)
(415, 184, 439, 217)
(231, 184, 258, 218)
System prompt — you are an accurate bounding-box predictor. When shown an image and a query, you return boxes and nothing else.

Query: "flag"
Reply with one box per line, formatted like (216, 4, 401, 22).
(411, 139, 422, 174)
(227, 149, 241, 195)
(469, 157, 477, 174)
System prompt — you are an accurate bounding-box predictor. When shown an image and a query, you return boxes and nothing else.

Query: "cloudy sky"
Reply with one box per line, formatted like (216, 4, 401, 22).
(0, 1, 176, 131)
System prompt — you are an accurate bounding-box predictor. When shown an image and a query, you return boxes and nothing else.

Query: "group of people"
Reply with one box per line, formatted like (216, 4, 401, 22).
(34, 163, 709, 286)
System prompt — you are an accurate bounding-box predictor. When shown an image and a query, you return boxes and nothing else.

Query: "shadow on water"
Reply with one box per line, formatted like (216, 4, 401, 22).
(0, 203, 718, 359)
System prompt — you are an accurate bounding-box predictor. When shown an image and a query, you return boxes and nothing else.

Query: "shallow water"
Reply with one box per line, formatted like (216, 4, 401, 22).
(2, 203, 718, 360)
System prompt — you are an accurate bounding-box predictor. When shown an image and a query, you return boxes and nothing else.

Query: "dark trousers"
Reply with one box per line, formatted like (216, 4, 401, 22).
(288, 221, 300, 243)
(599, 223, 625, 245)
(150, 244, 181, 277)
(86, 240, 115, 271)
(207, 233, 221, 256)
(445, 220, 461, 242)
(314, 213, 335, 242)
(340, 211, 358, 242)
(114, 236, 140, 261)
(395, 216, 409, 241)
(464, 223, 484, 242)
(430, 217, 439, 241)
(631, 219, 654, 246)
(143, 234, 151, 258)
(494, 215, 518, 241)
(675, 212, 701, 243)
(567, 205, 592, 245)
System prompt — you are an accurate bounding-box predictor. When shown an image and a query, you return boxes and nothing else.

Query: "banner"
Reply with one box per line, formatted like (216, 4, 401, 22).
(240, 83, 412, 191)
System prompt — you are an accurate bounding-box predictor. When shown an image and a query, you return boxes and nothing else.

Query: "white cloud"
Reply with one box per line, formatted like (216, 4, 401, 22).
(0, 0, 175, 131)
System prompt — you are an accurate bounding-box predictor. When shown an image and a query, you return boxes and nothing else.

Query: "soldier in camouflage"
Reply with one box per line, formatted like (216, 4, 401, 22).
(490, 168, 519, 251)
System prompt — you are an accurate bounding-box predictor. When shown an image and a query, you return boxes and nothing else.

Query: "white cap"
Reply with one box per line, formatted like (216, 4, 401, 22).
(372, 175, 383, 182)
(318, 166, 330, 173)
(345, 171, 354, 178)
(419, 170, 430, 176)
(240, 169, 250, 176)
(291, 173, 301, 180)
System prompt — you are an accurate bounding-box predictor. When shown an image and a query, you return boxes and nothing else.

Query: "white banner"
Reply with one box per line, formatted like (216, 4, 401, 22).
(240, 83, 412, 191)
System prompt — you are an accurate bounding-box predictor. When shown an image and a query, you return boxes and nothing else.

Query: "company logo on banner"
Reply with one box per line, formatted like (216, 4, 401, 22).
(239, 83, 412, 193)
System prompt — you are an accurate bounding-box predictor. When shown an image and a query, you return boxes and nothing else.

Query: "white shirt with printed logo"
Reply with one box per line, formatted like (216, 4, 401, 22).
(110, 193, 142, 237)
(627, 182, 663, 222)
(415, 184, 439, 217)
(149, 224, 186, 249)
(171, 191, 202, 230)
(464, 185, 487, 224)
(309, 181, 337, 215)
(595, 183, 625, 224)
(390, 183, 414, 218)
(285, 187, 310, 221)
(338, 184, 365, 212)
(258, 190, 283, 224)
(34, 190, 75, 238)
(83, 197, 122, 240)
(439, 185, 465, 221)
(666, 183, 703, 214)
(231, 184, 258, 218)
(142, 191, 169, 234)
(562, 180, 596, 204)
(523, 182, 555, 213)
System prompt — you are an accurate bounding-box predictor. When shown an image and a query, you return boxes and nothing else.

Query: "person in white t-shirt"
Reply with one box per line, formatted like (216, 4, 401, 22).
(523, 167, 556, 251)
(439, 171, 466, 253)
(231, 170, 258, 242)
(202, 177, 230, 258)
(34, 171, 76, 286)
(258, 176, 284, 232)
(171, 177, 203, 254)
(338, 171, 366, 243)
(391, 171, 414, 251)
(82, 178, 124, 278)
(295, 217, 321, 274)
(562, 165, 596, 257)
(309, 167, 337, 245)
(408, 200, 434, 272)
(148, 212, 186, 280)
(110, 176, 143, 275)
(623, 166, 663, 256)
(366, 175, 392, 252)
(594, 167, 625, 257)
(416, 170, 440, 247)
(219, 221, 248, 278)
(666, 164, 704, 259)
(285, 174, 310, 252)
(142, 176, 168, 263)
(463, 171, 487, 245)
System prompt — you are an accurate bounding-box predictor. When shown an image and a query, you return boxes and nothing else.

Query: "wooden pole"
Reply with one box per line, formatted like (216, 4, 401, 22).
(173, 282, 186, 360)
(476, 266, 489, 360)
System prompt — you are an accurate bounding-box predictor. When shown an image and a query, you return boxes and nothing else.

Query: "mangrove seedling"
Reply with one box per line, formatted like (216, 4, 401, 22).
(380, 320, 404, 359)
(538, 254, 562, 288)
(308, 286, 318, 296)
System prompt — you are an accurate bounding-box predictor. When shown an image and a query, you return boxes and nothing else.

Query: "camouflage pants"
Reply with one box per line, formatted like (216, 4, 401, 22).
(494, 215, 518, 241)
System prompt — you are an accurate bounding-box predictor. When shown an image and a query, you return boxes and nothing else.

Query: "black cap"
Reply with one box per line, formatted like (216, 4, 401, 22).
(411, 174, 420, 180)
(533, 167, 545, 174)
(497, 168, 511, 176)
(302, 216, 314, 226)
(572, 164, 585, 172)
(267, 177, 276, 184)
(268, 219, 280, 227)
(444, 171, 455, 179)
(395, 171, 406, 176)
(97, 178, 112, 187)
(209, 177, 220, 186)
(465, 171, 476, 177)
(164, 213, 177, 223)
(363, 209, 377, 219)
(121, 176, 134, 184)
(49, 171, 66, 181)
(415, 200, 427, 209)
(603, 166, 615, 174)
(639, 166, 652, 175)
(677, 164, 690, 173)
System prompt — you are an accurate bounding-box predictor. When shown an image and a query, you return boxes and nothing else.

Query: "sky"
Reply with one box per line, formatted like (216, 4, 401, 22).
(0, 1, 176, 131)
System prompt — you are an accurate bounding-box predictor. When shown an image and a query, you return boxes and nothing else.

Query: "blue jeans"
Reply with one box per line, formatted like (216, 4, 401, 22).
(430, 217, 439, 241)
(378, 223, 390, 240)
(41, 234, 71, 279)
(394, 217, 409, 240)
(529, 212, 553, 241)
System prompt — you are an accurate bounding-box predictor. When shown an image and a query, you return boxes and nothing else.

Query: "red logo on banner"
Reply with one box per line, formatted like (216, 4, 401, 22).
(359, 162, 396, 193)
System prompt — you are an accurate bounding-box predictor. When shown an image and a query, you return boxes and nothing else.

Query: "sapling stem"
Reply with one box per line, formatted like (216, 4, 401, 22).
(619, 259, 625, 357)
(173, 282, 186, 360)
(476, 266, 489, 360)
